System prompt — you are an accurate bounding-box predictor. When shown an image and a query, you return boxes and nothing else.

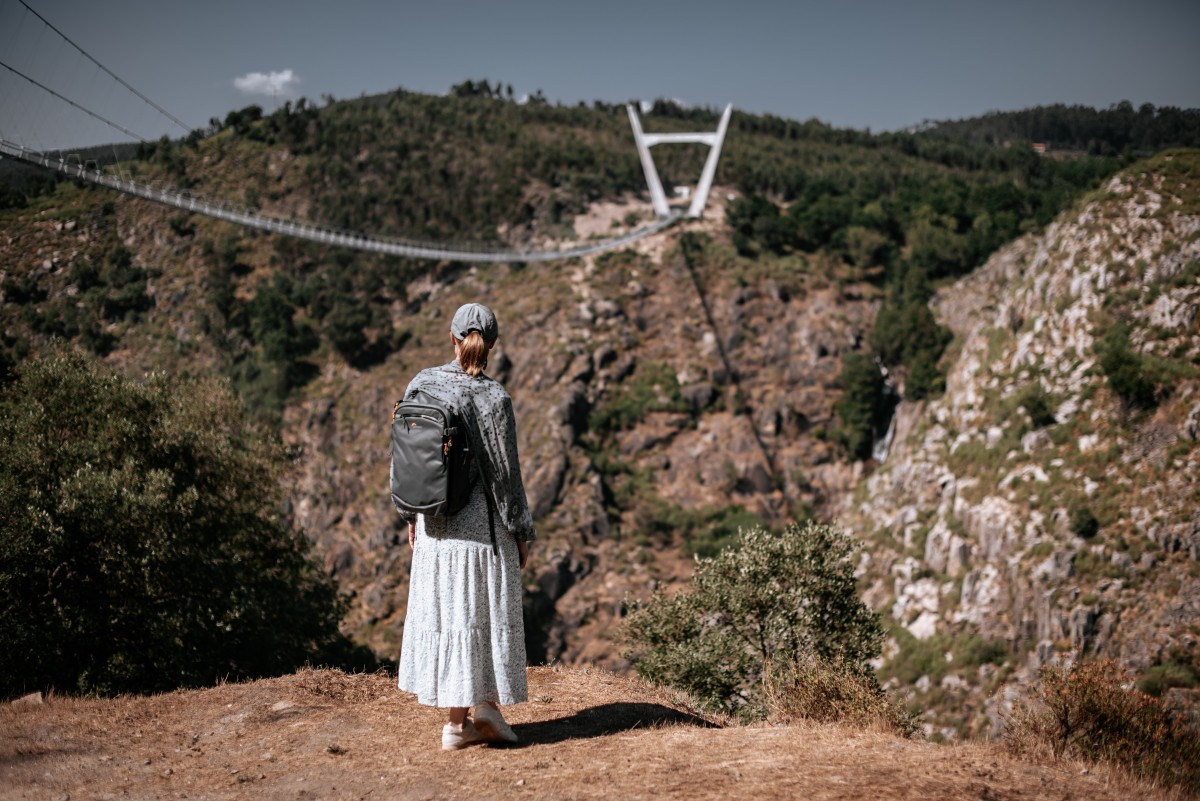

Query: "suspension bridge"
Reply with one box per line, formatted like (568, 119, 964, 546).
(0, 1, 730, 263)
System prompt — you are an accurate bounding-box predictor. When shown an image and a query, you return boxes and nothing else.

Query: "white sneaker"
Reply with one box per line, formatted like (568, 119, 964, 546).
(473, 705, 519, 744)
(442, 720, 483, 750)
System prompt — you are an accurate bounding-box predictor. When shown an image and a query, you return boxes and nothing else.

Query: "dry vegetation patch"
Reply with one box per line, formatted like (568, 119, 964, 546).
(1, 666, 1184, 801)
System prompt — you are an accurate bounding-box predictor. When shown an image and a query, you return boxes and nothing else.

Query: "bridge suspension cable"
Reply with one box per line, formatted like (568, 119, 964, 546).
(12, 0, 192, 134)
(0, 0, 723, 262)
(0, 138, 681, 262)
(0, 58, 148, 143)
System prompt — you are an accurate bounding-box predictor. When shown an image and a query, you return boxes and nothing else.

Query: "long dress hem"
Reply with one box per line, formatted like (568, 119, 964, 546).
(397, 481, 529, 708)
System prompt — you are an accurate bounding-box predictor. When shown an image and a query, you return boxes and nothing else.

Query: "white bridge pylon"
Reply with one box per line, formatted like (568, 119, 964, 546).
(0, 93, 730, 261)
(627, 103, 733, 220)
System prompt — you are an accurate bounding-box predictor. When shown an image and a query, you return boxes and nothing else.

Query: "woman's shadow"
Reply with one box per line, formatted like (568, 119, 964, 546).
(510, 702, 717, 746)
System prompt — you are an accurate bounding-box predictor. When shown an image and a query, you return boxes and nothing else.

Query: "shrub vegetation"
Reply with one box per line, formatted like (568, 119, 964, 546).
(5, 91, 1188, 434)
(1004, 659, 1200, 794)
(763, 654, 918, 737)
(0, 348, 366, 698)
(623, 521, 885, 720)
(881, 628, 1008, 686)
(1068, 504, 1101, 539)
(588, 360, 688, 434)
(835, 353, 897, 460)
(1136, 663, 1198, 697)
(1096, 321, 1158, 409)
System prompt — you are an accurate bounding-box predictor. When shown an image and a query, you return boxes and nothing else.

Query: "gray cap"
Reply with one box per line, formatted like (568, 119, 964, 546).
(451, 302, 498, 342)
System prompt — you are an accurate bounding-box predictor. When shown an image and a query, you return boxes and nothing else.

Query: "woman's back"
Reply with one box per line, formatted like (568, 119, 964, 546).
(397, 302, 534, 749)
(404, 360, 533, 541)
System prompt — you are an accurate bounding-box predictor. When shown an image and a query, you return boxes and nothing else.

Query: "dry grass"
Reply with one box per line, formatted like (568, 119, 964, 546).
(1004, 660, 1200, 797)
(0, 666, 1185, 801)
(763, 655, 919, 738)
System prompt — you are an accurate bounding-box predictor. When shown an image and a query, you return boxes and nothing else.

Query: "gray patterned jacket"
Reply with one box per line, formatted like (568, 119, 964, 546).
(401, 360, 536, 541)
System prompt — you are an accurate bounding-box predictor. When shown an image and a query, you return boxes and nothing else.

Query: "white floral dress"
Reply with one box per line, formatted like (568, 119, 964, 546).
(396, 361, 534, 708)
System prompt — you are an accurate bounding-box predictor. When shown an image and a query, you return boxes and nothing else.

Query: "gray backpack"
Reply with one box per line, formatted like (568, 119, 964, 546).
(390, 387, 496, 553)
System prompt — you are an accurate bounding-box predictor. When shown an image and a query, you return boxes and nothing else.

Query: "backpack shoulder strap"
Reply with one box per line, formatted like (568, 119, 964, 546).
(449, 374, 498, 555)
(484, 484, 497, 556)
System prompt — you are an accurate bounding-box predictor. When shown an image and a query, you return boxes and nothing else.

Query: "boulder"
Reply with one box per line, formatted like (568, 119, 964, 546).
(1021, 429, 1053, 454)
(1033, 551, 1076, 584)
(1068, 606, 1099, 652)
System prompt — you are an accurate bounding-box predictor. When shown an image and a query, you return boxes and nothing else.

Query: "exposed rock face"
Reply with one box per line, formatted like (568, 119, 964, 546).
(841, 153, 1200, 735)
(5, 151, 1198, 737)
(269, 202, 873, 667)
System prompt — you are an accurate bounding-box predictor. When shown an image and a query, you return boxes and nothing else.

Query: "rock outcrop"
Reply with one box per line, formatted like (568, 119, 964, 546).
(841, 152, 1200, 734)
(5, 146, 1197, 737)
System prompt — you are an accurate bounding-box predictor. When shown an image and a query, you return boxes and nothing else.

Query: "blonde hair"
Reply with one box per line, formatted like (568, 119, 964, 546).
(458, 331, 490, 377)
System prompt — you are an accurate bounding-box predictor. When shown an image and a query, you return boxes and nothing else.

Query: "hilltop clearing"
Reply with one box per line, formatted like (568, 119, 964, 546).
(0, 667, 1177, 801)
(4, 92, 1200, 737)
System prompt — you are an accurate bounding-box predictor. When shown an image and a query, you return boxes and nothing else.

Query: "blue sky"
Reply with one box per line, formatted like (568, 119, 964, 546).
(2, 0, 1199, 150)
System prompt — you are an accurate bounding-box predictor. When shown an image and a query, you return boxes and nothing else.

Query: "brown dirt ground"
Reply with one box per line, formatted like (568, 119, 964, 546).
(0, 666, 1182, 801)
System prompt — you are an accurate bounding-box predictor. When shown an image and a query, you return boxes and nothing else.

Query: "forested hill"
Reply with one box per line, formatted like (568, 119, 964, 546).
(1, 87, 1197, 727)
(0, 89, 1166, 397)
(922, 101, 1200, 155)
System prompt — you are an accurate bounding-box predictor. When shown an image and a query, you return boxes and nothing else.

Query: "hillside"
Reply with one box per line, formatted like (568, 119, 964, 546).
(924, 102, 1200, 155)
(5, 91, 1091, 669)
(2, 92, 1199, 737)
(0, 667, 1174, 801)
(842, 150, 1200, 736)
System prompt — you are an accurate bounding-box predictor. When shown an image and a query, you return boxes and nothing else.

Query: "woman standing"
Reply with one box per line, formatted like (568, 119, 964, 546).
(396, 302, 534, 750)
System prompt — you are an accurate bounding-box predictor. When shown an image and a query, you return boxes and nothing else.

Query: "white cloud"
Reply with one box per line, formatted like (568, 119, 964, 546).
(233, 69, 300, 97)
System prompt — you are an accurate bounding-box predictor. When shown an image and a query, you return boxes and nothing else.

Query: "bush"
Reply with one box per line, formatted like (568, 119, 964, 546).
(323, 298, 371, 363)
(0, 348, 366, 698)
(589, 361, 688, 435)
(1137, 663, 1198, 697)
(869, 298, 952, 401)
(1096, 322, 1157, 409)
(883, 629, 1008, 685)
(634, 500, 767, 557)
(1004, 659, 1200, 794)
(1069, 504, 1100, 539)
(623, 521, 883, 717)
(1014, 383, 1057, 428)
(954, 634, 1009, 669)
(843, 225, 892, 271)
(764, 654, 918, 737)
(904, 348, 946, 401)
(835, 353, 897, 460)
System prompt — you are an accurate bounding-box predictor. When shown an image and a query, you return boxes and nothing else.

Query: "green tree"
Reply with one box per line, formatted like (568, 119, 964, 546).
(790, 192, 854, 251)
(835, 353, 896, 459)
(623, 521, 883, 716)
(843, 225, 892, 272)
(1096, 321, 1157, 409)
(0, 348, 363, 698)
(725, 195, 791, 256)
(869, 300, 948, 368)
(868, 268, 952, 401)
(323, 296, 371, 364)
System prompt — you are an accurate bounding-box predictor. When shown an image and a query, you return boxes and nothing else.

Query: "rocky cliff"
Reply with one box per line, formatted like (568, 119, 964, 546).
(841, 150, 1200, 737)
(277, 192, 873, 668)
(4, 133, 1197, 736)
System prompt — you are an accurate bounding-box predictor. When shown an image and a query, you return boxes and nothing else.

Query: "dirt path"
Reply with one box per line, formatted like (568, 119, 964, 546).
(0, 667, 1172, 801)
